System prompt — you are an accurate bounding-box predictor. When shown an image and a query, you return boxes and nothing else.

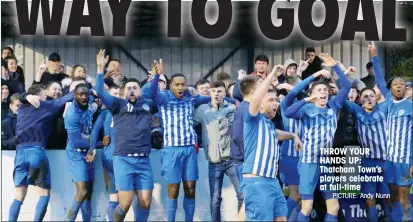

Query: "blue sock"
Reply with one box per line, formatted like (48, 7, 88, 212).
(166, 197, 177, 222)
(81, 199, 92, 222)
(134, 201, 150, 221)
(34, 196, 50, 222)
(402, 205, 413, 221)
(133, 197, 139, 221)
(183, 197, 195, 222)
(297, 211, 310, 221)
(114, 206, 126, 221)
(367, 206, 378, 222)
(289, 205, 301, 221)
(66, 200, 82, 222)
(9, 199, 23, 221)
(391, 202, 403, 222)
(107, 201, 118, 222)
(286, 198, 298, 218)
(324, 213, 337, 222)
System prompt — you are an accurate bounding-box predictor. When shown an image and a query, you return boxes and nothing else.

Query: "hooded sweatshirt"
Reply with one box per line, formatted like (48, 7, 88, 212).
(279, 59, 298, 84)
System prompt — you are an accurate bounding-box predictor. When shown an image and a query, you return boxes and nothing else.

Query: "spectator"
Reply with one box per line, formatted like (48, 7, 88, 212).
(3, 56, 25, 94)
(360, 62, 376, 88)
(1, 82, 10, 120)
(44, 82, 67, 149)
(301, 47, 323, 80)
(227, 82, 235, 98)
(1, 93, 21, 150)
(33, 53, 70, 86)
(61, 65, 93, 95)
(103, 59, 127, 87)
(233, 55, 269, 101)
(278, 59, 298, 83)
(193, 81, 243, 221)
(1, 47, 25, 85)
(196, 79, 210, 96)
(216, 72, 232, 90)
(406, 81, 412, 100)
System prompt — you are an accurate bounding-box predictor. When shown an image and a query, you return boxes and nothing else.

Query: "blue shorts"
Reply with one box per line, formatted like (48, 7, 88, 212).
(234, 162, 243, 183)
(279, 155, 299, 186)
(161, 146, 198, 184)
(113, 155, 154, 191)
(387, 161, 412, 187)
(361, 158, 390, 197)
(13, 146, 51, 189)
(102, 146, 116, 194)
(299, 162, 336, 200)
(66, 149, 95, 183)
(242, 177, 287, 221)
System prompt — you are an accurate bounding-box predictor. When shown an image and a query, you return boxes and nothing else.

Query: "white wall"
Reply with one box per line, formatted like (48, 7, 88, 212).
(1, 149, 239, 221)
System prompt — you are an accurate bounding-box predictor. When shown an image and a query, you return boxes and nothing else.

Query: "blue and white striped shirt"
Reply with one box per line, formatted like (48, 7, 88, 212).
(285, 64, 351, 163)
(150, 75, 213, 147)
(386, 96, 412, 164)
(280, 109, 301, 157)
(344, 101, 388, 160)
(372, 56, 412, 164)
(243, 111, 279, 178)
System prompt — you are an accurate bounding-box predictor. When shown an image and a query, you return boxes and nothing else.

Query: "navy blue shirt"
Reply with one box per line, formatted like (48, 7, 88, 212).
(230, 101, 249, 163)
(16, 92, 74, 149)
(96, 73, 152, 156)
(1, 111, 17, 150)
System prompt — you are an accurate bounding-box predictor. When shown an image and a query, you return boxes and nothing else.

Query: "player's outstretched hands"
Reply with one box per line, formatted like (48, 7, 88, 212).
(345, 66, 357, 76)
(153, 59, 164, 75)
(294, 135, 302, 151)
(96, 49, 109, 68)
(319, 53, 337, 67)
(305, 95, 320, 103)
(313, 69, 331, 79)
(368, 41, 376, 57)
(86, 149, 96, 163)
(27, 95, 41, 108)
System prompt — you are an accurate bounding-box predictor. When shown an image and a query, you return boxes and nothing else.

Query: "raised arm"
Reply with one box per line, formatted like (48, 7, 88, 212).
(90, 111, 105, 152)
(369, 42, 389, 96)
(276, 129, 302, 150)
(150, 74, 168, 105)
(249, 65, 283, 116)
(343, 99, 362, 115)
(281, 71, 321, 111)
(96, 49, 118, 111)
(285, 95, 318, 120)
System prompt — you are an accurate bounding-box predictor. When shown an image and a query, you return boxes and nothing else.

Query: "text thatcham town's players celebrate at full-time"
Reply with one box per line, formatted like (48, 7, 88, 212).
(4, 43, 412, 222)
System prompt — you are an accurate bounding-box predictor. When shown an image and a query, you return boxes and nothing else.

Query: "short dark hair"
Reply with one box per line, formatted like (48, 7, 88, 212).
(309, 81, 330, 93)
(305, 47, 316, 53)
(217, 72, 231, 81)
(386, 77, 406, 89)
(27, 84, 45, 96)
(171, 73, 186, 82)
(4, 56, 17, 63)
(75, 83, 89, 92)
(210, 81, 226, 89)
(109, 85, 120, 90)
(10, 93, 20, 104)
(196, 79, 210, 87)
(2, 47, 13, 54)
(360, 87, 376, 97)
(254, 55, 269, 64)
(125, 78, 141, 87)
(240, 75, 260, 96)
(46, 81, 62, 90)
(366, 62, 373, 70)
(276, 88, 289, 97)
